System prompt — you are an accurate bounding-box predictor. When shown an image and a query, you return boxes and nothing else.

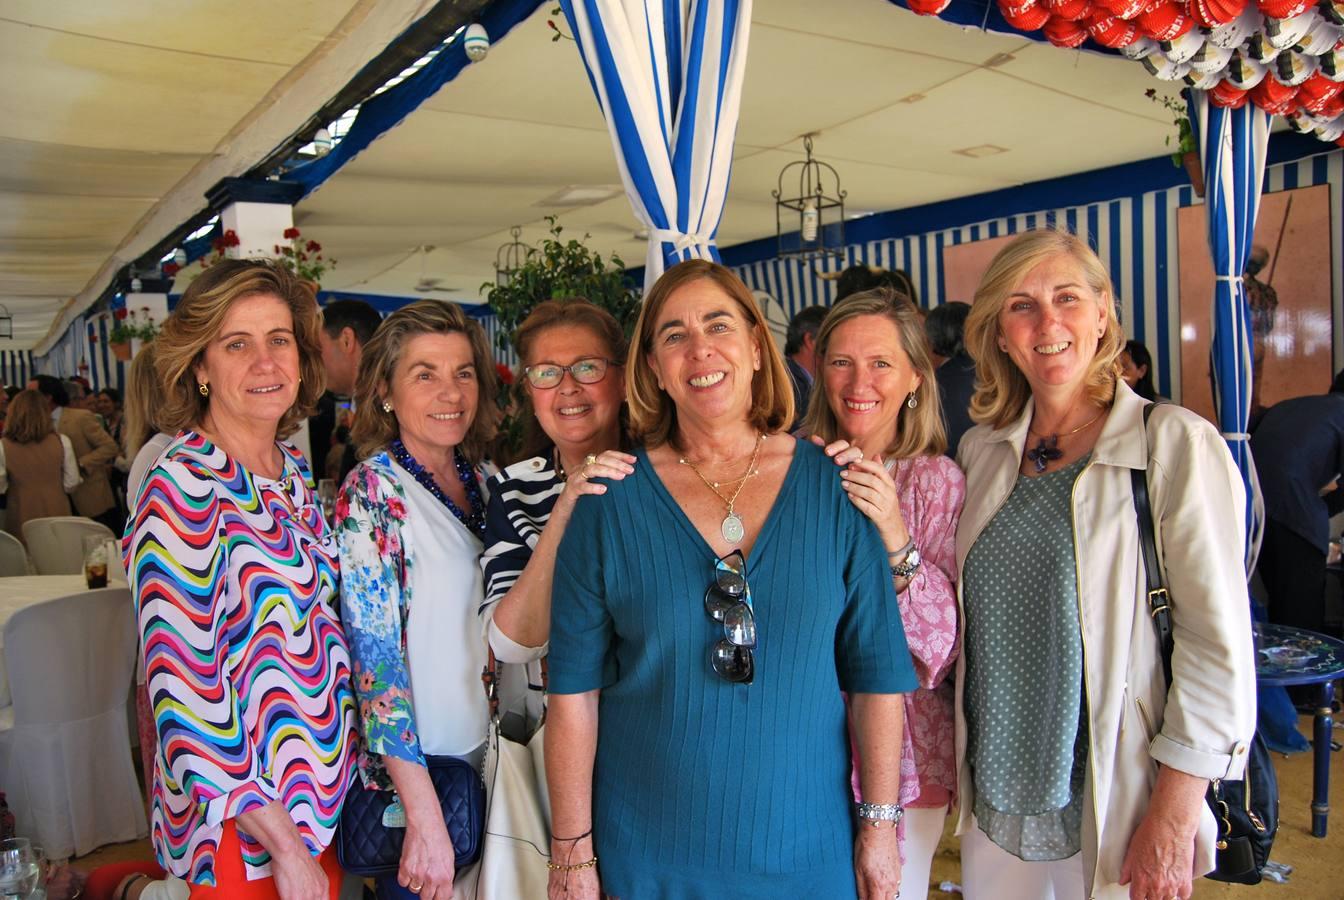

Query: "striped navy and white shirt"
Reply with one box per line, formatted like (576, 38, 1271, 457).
(480, 453, 565, 670)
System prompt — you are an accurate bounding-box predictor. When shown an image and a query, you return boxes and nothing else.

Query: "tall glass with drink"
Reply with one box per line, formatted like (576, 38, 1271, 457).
(83, 535, 109, 589)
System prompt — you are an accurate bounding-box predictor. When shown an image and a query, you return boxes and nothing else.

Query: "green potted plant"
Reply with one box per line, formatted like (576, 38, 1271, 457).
(1146, 88, 1203, 196)
(481, 216, 641, 457)
(108, 306, 159, 361)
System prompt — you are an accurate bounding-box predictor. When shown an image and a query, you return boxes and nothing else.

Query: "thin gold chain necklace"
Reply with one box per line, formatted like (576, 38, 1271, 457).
(679, 433, 765, 544)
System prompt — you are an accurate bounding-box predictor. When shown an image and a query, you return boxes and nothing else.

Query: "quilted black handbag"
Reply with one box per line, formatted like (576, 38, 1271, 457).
(1131, 404, 1277, 885)
(336, 755, 486, 877)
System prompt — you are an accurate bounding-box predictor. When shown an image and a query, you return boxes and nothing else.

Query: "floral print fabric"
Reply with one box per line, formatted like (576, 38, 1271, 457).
(334, 452, 421, 791)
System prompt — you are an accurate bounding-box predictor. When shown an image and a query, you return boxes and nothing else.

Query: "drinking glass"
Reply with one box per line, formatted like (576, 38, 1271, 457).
(83, 535, 109, 589)
(0, 837, 38, 899)
(317, 479, 337, 522)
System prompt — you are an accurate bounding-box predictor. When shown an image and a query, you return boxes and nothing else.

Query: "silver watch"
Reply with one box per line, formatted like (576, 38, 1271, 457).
(856, 802, 904, 826)
(890, 546, 921, 579)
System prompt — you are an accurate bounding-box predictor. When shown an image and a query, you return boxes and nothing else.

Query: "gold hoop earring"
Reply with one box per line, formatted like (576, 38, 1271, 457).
(198, 382, 209, 397)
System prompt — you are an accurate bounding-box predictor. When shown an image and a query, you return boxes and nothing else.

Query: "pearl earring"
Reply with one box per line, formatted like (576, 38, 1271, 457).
(382, 401, 393, 413)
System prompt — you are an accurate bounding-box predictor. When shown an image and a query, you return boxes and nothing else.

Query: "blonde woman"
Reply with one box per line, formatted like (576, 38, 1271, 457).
(805, 289, 963, 900)
(954, 230, 1254, 900)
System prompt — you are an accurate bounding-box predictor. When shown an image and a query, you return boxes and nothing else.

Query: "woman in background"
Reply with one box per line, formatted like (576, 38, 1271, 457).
(0, 389, 80, 542)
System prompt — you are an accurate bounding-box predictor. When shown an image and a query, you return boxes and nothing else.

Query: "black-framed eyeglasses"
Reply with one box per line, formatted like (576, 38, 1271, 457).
(704, 550, 756, 684)
(522, 357, 620, 390)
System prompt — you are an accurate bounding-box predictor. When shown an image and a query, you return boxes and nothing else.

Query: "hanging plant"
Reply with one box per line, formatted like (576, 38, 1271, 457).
(481, 216, 640, 456)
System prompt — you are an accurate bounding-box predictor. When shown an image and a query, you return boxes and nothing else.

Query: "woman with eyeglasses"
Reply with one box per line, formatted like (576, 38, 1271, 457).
(479, 299, 635, 725)
(806, 289, 964, 900)
(545, 261, 917, 900)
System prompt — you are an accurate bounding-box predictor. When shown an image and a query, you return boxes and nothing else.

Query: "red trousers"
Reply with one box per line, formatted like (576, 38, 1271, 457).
(189, 821, 344, 899)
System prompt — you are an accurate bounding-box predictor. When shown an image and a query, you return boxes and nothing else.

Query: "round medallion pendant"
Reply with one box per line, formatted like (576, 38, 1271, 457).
(721, 513, 745, 544)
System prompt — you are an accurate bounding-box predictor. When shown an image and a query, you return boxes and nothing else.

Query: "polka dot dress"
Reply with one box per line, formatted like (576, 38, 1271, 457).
(962, 455, 1090, 862)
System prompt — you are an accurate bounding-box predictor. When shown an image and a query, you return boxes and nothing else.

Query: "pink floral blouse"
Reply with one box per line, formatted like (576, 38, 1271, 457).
(851, 453, 964, 814)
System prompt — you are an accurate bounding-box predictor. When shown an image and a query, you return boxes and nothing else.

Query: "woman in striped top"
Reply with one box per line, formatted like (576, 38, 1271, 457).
(480, 299, 634, 703)
(126, 260, 356, 899)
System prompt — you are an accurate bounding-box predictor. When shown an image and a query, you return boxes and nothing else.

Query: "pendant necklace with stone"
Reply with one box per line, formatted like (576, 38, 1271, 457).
(679, 433, 765, 544)
(1025, 408, 1105, 473)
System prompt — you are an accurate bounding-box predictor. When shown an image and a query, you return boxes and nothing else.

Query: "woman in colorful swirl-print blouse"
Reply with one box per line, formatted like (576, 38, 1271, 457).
(126, 260, 356, 900)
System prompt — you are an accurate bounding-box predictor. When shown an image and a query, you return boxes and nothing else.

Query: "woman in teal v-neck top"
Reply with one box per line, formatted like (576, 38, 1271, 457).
(546, 261, 917, 900)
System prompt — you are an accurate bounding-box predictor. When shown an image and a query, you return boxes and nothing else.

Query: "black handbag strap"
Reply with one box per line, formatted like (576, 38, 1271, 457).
(1130, 402, 1175, 687)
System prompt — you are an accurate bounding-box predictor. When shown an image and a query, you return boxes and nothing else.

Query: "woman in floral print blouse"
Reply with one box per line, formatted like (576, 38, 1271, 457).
(805, 288, 964, 900)
(335, 300, 498, 900)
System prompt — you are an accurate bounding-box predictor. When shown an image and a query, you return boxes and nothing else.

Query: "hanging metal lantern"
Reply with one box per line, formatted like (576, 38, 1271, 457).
(494, 226, 536, 286)
(773, 134, 846, 260)
(0, 304, 12, 340)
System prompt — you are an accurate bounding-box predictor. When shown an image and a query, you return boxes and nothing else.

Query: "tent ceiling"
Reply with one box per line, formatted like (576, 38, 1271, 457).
(301, 0, 1180, 306)
(4, 0, 1187, 354)
(0, 0, 439, 354)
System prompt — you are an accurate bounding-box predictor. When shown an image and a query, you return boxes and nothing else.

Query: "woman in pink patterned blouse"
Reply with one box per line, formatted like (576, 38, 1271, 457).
(804, 288, 964, 900)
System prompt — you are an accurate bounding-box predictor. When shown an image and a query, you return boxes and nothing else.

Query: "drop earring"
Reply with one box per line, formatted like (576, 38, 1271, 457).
(906, 392, 918, 409)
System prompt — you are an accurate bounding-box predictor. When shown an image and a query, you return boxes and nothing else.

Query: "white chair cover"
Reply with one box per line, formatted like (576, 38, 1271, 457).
(0, 531, 31, 576)
(0, 587, 147, 858)
(21, 517, 115, 576)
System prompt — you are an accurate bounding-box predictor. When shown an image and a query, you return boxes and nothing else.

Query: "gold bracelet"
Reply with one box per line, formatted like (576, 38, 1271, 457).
(546, 855, 599, 871)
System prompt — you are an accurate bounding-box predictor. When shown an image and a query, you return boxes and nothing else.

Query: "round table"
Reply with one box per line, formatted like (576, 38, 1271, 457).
(1254, 622, 1344, 837)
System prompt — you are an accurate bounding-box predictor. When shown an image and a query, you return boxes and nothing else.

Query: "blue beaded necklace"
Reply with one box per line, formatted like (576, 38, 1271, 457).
(390, 439, 485, 538)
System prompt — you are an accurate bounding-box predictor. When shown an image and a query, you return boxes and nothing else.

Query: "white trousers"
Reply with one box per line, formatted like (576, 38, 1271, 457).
(961, 823, 1086, 900)
(900, 806, 947, 900)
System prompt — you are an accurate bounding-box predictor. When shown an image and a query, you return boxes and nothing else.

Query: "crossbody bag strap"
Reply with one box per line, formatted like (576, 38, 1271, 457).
(1130, 402, 1174, 688)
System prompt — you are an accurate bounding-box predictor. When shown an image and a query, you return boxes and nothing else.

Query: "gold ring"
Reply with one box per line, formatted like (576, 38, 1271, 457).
(585, 453, 598, 466)
(580, 466, 591, 479)
(410, 884, 422, 893)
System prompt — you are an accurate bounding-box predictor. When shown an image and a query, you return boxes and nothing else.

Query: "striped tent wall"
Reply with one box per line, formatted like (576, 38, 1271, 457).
(30, 313, 126, 392)
(0, 350, 34, 387)
(728, 150, 1343, 403)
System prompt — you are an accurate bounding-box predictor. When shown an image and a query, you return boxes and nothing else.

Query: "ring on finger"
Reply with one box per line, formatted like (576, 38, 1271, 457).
(410, 884, 423, 893)
(584, 453, 598, 467)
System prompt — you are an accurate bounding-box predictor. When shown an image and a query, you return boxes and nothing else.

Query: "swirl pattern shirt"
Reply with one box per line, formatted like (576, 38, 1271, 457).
(126, 432, 357, 885)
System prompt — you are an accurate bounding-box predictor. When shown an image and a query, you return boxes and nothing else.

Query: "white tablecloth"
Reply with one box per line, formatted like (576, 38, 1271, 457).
(0, 575, 91, 707)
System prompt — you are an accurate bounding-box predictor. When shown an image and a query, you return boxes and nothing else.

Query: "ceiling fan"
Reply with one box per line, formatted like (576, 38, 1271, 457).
(414, 277, 451, 293)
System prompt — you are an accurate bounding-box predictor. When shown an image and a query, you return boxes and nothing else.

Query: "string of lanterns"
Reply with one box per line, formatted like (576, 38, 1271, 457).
(903, 0, 1344, 143)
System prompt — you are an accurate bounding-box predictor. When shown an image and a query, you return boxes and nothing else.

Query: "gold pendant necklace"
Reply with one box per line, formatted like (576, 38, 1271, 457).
(679, 434, 765, 544)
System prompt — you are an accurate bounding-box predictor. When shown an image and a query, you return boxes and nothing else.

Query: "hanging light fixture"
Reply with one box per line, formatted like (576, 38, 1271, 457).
(0, 304, 11, 340)
(494, 226, 536, 286)
(773, 134, 846, 260)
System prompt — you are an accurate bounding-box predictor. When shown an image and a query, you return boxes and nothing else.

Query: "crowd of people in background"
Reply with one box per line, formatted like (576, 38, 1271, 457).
(9, 228, 1285, 900)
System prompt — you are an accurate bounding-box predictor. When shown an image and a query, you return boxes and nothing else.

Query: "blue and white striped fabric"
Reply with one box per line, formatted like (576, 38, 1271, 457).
(560, 0, 752, 290)
(1188, 91, 1271, 568)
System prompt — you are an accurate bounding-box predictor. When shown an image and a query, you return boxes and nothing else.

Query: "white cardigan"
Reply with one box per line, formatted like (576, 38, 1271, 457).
(954, 381, 1256, 899)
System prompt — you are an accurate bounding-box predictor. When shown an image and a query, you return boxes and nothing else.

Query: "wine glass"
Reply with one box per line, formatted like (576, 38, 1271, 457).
(0, 838, 38, 899)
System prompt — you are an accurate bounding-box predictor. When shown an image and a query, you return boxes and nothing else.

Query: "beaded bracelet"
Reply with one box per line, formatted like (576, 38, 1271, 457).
(547, 855, 599, 871)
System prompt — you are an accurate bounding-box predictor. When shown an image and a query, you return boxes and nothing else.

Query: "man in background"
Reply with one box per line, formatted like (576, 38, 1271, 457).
(311, 299, 382, 485)
(1251, 376, 1344, 637)
(784, 305, 827, 431)
(29, 374, 120, 530)
(925, 301, 975, 457)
